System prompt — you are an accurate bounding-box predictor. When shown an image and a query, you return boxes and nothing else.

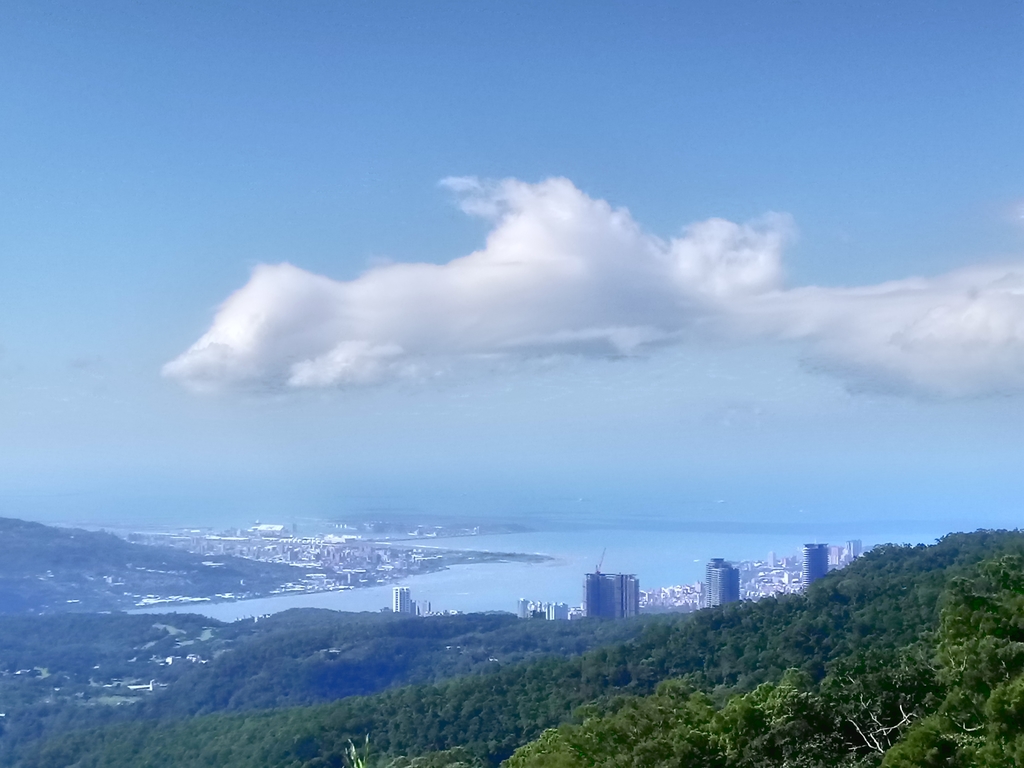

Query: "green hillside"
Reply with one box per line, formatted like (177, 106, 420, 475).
(20, 530, 1024, 768)
(0, 608, 648, 766)
(507, 551, 1024, 767)
(0, 517, 302, 614)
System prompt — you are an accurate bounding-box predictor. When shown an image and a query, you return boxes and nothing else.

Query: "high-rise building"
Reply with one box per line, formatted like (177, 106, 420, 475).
(546, 602, 569, 621)
(802, 544, 829, 588)
(845, 540, 863, 560)
(828, 545, 844, 567)
(584, 573, 603, 617)
(704, 558, 740, 607)
(517, 598, 530, 619)
(583, 573, 640, 618)
(392, 586, 412, 614)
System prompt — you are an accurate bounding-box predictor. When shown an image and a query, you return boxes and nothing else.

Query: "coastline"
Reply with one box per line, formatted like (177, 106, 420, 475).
(129, 521, 951, 621)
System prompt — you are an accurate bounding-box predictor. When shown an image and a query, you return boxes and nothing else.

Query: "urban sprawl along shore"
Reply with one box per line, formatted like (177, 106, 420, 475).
(124, 523, 548, 607)
(125, 524, 863, 616)
(515, 540, 864, 619)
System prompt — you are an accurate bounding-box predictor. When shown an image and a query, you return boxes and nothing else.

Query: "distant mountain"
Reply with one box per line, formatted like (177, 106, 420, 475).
(0, 517, 301, 614)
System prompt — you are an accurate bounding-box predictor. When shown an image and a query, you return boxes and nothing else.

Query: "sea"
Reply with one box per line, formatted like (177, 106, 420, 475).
(132, 520, 952, 622)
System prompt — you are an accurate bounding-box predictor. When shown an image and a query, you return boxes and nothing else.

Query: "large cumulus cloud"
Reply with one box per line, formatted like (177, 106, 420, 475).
(163, 177, 1024, 397)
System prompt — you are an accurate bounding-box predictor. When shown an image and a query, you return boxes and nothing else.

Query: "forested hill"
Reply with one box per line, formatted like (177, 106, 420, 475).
(0, 517, 300, 613)
(507, 547, 1024, 767)
(22, 530, 1024, 768)
(0, 609, 648, 766)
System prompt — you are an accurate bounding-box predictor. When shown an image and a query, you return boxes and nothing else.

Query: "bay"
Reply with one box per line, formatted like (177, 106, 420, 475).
(133, 521, 947, 622)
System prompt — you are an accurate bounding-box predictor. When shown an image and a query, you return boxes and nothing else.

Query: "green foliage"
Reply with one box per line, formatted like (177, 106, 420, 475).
(0, 612, 229, 765)
(22, 530, 1024, 768)
(936, 555, 1024, 723)
(820, 644, 943, 757)
(0, 608, 647, 766)
(506, 680, 723, 768)
(385, 747, 486, 768)
(148, 609, 647, 717)
(508, 672, 846, 768)
(975, 675, 1024, 766)
(880, 554, 1024, 767)
(508, 543, 1024, 768)
(870, 715, 964, 768)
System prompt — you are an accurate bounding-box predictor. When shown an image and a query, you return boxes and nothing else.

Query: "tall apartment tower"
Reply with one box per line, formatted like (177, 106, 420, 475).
(517, 598, 530, 619)
(392, 586, 412, 614)
(583, 573, 640, 618)
(802, 544, 829, 588)
(845, 540, 863, 560)
(584, 573, 604, 617)
(704, 558, 740, 607)
(828, 545, 844, 567)
(546, 602, 570, 621)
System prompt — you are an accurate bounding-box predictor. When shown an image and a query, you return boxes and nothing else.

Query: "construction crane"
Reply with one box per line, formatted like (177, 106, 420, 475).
(596, 548, 606, 574)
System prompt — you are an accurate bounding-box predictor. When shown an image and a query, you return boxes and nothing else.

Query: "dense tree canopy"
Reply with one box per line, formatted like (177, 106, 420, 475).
(510, 549, 1024, 768)
(0, 609, 646, 766)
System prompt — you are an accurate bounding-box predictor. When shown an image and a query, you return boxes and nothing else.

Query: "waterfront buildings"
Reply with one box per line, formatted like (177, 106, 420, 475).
(640, 583, 703, 612)
(828, 545, 845, 567)
(517, 597, 530, 618)
(126, 525, 542, 601)
(546, 602, 569, 620)
(392, 586, 412, 614)
(517, 598, 569, 620)
(583, 572, 640, 618)
(704, 558, 740, 607)
(802, 544, 829, 588)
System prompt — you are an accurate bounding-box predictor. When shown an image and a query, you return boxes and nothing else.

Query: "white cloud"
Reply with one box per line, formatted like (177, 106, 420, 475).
(163, 177, 1024, 398)
(740, 268, 1024, 397)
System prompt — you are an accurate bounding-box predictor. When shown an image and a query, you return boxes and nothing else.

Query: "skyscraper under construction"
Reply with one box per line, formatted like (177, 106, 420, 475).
(583, 572, 640, 618)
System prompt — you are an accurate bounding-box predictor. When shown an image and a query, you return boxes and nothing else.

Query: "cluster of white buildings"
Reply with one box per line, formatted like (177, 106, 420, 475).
(390, 586, 461, 617)
(640, 583, 704, 612)
(516, 598, 574, 620)
(128, 526, 455, 589)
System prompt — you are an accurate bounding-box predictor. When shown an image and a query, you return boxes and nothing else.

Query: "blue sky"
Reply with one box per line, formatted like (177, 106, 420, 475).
(1, 1, 1023, 533)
